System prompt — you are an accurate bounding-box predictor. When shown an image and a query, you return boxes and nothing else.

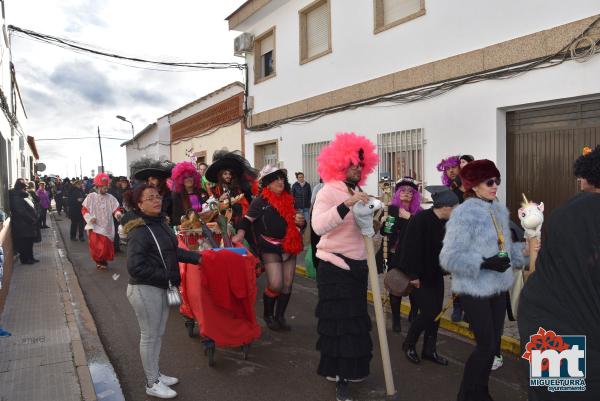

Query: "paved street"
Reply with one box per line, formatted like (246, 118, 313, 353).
(53, 215, 528, 401)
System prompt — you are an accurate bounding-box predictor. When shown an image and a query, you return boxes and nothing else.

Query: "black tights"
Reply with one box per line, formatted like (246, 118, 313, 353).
(458, 292, 506, 398)
(262, 253, 297, 294)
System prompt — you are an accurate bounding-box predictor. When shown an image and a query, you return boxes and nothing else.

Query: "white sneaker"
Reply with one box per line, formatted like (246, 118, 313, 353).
(326, 376, 365, 383)
(146, 380, 177, 399)
(491, 355, 503, 370)
(159, 373, 179, 386)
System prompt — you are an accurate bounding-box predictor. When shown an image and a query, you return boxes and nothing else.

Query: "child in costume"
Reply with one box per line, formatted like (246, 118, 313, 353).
(82, 173, 123, 270)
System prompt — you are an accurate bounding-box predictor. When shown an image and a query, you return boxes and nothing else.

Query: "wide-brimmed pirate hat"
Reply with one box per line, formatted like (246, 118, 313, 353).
(131, 158, 174, 181)
(205, 149, 257, 183)
(258, 165, 288, 185)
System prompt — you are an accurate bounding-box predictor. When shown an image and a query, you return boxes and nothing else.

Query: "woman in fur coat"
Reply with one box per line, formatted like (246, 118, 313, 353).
(440, 159, 531, 401)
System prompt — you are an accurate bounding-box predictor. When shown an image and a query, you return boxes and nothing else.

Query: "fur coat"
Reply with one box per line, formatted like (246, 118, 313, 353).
(440, 197, 528, 297)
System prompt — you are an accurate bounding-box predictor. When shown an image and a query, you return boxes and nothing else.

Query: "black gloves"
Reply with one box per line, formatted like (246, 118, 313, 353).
(480, 255, 511, 272)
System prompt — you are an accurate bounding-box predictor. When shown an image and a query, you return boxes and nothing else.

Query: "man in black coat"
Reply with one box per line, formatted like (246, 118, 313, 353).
(398, 185, 459, 365)
(68, 180, 86, 241)
(291, 172, 311, 222)
(9, 180, 40, 264)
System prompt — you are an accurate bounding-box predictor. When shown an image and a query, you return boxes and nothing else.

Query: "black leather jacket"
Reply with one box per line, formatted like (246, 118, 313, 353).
(124, 212, 199, 289)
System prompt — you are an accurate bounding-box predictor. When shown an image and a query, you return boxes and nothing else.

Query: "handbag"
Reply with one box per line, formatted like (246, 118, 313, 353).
(383, 268, 413, 297)
(145, 225, 182, 307)
(508, 269, 525, 321)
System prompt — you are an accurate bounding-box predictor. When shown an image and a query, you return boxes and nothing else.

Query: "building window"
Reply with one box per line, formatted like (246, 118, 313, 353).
(299, 0, 331, 65)
(254, 140, 278, 170)
(377, 129, 425, 195)
(254, 27, 276, 84)
(302, 140, 330, 186)
(373, 0, 425, 34)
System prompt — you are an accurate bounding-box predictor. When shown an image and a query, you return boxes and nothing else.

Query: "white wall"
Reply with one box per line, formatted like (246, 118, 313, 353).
(244, 54, 600, 197)
(124, 117, 171, 175)
(171, 121, 243, 163)
(236, 0, 600, 113)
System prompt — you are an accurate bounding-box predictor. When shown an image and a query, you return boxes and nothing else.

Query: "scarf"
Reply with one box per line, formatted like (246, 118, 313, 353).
(261, 187, 303, 255)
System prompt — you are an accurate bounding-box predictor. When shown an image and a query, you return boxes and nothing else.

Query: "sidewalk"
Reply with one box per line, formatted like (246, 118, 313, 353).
(0, 219, 96, 401)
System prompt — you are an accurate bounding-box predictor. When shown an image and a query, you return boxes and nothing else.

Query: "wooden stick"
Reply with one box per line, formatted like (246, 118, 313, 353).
(525, 237, 539, 280)
(364, 236, 396, 396)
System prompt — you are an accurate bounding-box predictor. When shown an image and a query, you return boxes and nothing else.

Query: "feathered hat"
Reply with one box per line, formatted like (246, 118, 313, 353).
(205, 149, 257, 183)
(171, 161, 201, 193)
(317, 133, 378, 186)
(130, 157, 175, 181)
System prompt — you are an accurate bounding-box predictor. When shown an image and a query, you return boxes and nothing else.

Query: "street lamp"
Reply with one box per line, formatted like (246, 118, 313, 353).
(116, 115, 135, 137)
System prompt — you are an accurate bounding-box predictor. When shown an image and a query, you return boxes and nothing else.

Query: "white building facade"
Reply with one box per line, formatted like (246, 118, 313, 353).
(169, 82, 244, 165)
(121, 116, 171, 176)
(0, 4, 33, 212)
(228, 0, 600, 216)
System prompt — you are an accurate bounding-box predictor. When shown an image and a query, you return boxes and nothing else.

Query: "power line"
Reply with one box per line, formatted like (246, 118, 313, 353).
(8, 25, 247, 72)
(36, 136, 130, 141)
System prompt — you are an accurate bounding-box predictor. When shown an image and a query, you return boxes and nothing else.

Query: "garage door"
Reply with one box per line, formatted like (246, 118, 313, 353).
(507, 99, 600, 221)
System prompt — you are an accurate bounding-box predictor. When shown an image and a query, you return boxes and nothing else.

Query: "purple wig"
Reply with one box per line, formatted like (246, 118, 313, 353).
(436, 156, 460, 186)
(391, 186, 422, 215)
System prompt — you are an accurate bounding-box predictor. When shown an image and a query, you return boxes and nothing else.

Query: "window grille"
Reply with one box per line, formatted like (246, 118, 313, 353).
(302, 140, 330, 186)
(377, 129, 425, 194)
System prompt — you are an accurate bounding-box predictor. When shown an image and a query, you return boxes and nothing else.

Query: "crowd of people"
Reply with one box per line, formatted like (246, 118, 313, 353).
(5, 141, 600, 401)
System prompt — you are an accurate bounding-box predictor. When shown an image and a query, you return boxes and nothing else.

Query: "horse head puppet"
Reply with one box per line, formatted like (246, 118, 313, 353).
(353, 197, 383, 237)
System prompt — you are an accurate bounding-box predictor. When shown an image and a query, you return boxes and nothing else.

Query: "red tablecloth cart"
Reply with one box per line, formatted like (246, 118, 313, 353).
(178, 237, 261, 366)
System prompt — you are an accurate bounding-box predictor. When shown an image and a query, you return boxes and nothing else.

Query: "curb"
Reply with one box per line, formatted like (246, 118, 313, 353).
(295, 265, 521, 356)
(51, 218, 98, 401)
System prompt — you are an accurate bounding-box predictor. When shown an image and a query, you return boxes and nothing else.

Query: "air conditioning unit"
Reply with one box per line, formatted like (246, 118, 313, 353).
(234, 32, 254, 56)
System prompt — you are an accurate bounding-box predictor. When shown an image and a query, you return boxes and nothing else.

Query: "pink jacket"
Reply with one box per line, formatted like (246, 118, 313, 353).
(312, 181, 366, 270)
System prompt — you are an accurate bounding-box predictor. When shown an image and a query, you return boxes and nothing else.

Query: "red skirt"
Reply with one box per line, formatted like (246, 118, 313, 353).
(88, 231, 114, 263)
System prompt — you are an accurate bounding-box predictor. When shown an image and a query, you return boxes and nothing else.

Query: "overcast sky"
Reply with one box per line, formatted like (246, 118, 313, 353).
(7, 0, 246, 177)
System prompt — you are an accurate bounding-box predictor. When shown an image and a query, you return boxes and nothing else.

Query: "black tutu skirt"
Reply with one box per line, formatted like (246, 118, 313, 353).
(315, 259, 372, 380)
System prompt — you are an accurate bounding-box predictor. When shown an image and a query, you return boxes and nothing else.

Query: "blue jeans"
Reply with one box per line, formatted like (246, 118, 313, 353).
(299, 208, 310, 223)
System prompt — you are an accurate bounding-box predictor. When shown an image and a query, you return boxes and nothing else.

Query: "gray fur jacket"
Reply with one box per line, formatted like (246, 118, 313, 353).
(440, 197, 528, 297)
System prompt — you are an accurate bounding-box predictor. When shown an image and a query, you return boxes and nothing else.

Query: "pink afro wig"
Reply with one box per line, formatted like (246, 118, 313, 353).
(317, 133, 378, 186)
(171, 161, 201, 193)
(436, 155, 460, 186)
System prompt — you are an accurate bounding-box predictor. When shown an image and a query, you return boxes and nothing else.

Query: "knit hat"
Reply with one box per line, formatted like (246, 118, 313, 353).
(93, 173, 110, 187)
(425, 185, 459, 208)
(459, 159, 500, 191)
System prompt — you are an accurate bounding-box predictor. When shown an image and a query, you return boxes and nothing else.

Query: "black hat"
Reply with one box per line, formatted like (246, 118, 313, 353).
(131, 158, 175, 181)
(426, 185, 459, 208)
(205, 149, 257, 183)
(395, 176, 419, 191)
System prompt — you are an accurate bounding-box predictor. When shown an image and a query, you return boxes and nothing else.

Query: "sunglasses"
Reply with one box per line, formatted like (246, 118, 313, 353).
(484, 178, 501, 187)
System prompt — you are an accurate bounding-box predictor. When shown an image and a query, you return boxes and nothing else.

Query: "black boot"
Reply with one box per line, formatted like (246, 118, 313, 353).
(263, 293, 280, 331)
(402, 341, 421, 364)
(389, 295, 401, 333)
(421, 335, 448, 365)
(275, 293, 291, 331)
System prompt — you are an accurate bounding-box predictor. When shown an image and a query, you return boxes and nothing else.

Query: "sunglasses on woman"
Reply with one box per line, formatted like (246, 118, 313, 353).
(484, 178, 501, 187)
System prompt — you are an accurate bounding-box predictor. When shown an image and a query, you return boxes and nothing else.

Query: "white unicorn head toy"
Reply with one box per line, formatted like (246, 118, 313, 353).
(518, 193, 544, 239)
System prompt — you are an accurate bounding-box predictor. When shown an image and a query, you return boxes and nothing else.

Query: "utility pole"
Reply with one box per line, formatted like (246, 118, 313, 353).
(80, 156, 83, 179)
(97, 126, 105, 173)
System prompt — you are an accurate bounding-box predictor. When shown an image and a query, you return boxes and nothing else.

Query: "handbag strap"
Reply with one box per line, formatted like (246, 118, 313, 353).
(145, 225, 173, 287)
(489, 208, 506, 253)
